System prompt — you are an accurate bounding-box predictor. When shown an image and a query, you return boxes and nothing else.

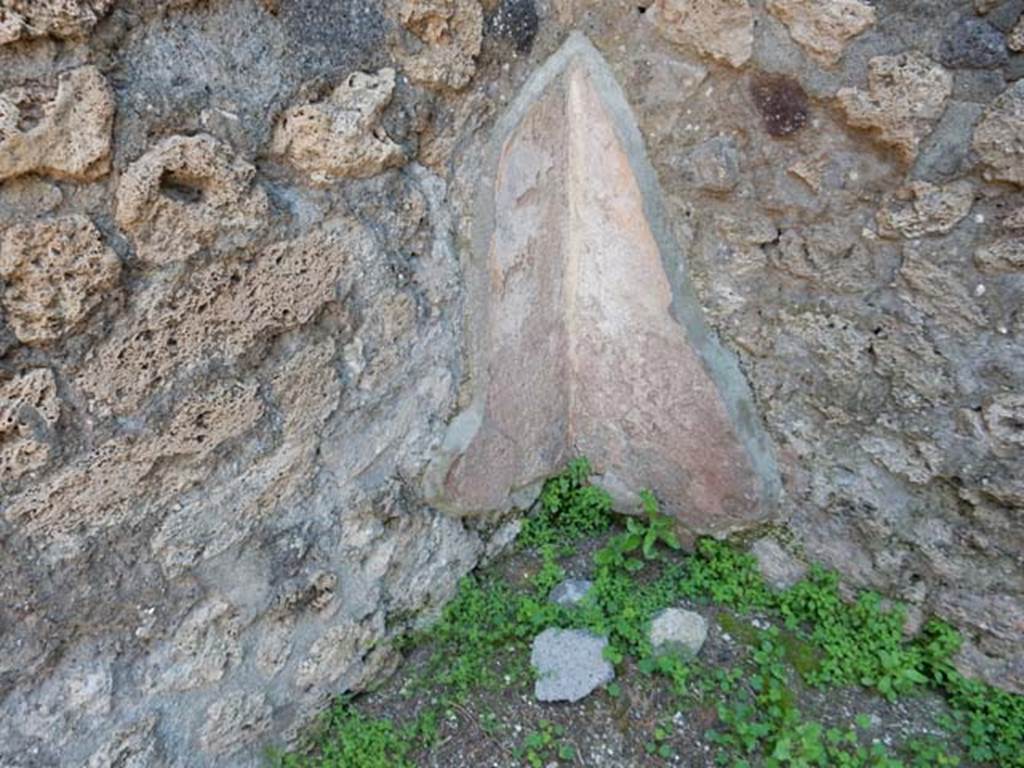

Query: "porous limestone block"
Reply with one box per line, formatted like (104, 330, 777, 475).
(0, 66, 114, 182)
(836, 52, 952, 163)
(271, 69, 405, 183)
(875, 181, 974, 239)
(974, 80, 1024, 186)
(0, 0, 114, 45)
(0, 368, 59, 482)
(0, 215, 120, 344)
(766, 0, 875, 66)
(651, 0, 753, 68)
(396, 0, 483, 90)
(115, 134, 269, 266)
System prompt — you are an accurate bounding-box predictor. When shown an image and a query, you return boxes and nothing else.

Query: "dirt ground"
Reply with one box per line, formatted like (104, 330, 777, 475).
(350, 543, 961, 768)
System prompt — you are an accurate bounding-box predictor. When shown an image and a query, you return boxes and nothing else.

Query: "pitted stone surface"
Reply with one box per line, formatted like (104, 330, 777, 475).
(427, 35, 779, 535)
(973, 80, 1024, 186)
(2, 4, 1024, 765)
(0, 66, 114, 182)
(530, 628, 614, 703)
(0, 215, 121, 344)
(876, 181, 974, 239)
(4, 380, 265, 550)
(115, 134, 269, 266)
(766, 0, 875, 66)
(0, 368, 59, 482)
(836, 52, 953, 163)
(0, 0, 114, 45)
(651, 0, 753, 68)
(271, 69, 405, 183)
(77, 223, 362, 416)
(395, 0, 483, 90)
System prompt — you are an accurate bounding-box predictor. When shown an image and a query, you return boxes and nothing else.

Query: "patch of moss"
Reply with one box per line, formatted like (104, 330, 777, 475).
(716, 610, 822, 681)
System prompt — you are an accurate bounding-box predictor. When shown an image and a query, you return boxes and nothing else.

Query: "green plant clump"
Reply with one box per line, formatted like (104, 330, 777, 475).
(268, 703, 415, 768)
(684, 540, 929, 700)
(518, 457, 614, 550)
(706, 625, 933, 768)
(687, 539, 1023, 767)
(512, 720, 577, 767)
(270, 458, 1024, 768)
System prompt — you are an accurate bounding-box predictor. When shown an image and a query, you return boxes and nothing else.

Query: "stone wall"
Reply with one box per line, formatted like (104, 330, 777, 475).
(0, 0, 1022, 765)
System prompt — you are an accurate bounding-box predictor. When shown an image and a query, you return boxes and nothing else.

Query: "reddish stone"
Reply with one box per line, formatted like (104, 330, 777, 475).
(427, 35, 779, 535)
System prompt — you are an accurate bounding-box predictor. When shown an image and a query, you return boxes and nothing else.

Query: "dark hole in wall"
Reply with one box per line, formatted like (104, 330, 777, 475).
(750, 74, 810, 138)
(15, 101, 45, 132)
(5, 81, 59, 133)
(487, 0, 539, 55)
(158, 170, 206, 205)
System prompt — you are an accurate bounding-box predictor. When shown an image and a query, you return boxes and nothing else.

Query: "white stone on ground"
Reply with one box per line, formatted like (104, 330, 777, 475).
(649, 608, 708, 657)
(751, 537, 808, 590)
(549, 578, 593, 606)
(530, 628, 614, 702)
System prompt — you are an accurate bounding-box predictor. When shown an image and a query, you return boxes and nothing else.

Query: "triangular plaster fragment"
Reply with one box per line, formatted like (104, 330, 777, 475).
(427, 34, 779, 535)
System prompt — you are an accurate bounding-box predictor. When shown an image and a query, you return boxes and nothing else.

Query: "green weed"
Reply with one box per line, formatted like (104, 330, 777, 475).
(270, 458, 1023, 768)
(512, 720, 576, 767)
(267, 703, 415, 768)
(518, 457, 613, 551)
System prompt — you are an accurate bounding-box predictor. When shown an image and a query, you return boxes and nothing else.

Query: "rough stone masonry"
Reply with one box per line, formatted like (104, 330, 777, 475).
(0, 1, 1023, 766)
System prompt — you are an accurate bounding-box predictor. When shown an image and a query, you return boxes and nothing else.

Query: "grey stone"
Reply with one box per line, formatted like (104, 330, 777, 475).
(549, 578, 593, 606)
(199, 693, 272, 756)
(530, 628, 615, 702)
(676, 135, 743, 192)
(989, 3, 1024, 34)
(913, 101, 985, 180)
(938, 18, 1009, 69)
(751, 538, 808, 591)
(973, 79, 1024, 185)
(86, 718, 161, 768)
(649, 608, 708, 657)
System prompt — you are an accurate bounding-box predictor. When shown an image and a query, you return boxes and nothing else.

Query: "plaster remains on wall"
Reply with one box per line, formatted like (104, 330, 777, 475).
(0, 1, 1023, 766)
